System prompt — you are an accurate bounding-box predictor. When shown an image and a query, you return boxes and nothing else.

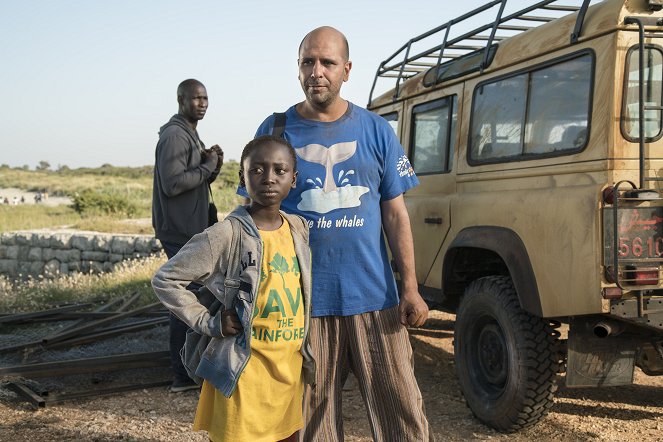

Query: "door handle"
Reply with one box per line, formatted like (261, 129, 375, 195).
(424, 217, 443, 224)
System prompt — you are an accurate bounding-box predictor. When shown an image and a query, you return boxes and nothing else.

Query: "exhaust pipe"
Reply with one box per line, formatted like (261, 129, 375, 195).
(593, 320, 625, 338)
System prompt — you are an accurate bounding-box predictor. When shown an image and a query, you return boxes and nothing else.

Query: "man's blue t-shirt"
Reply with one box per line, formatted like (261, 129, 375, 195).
(245, 102, 419, 317)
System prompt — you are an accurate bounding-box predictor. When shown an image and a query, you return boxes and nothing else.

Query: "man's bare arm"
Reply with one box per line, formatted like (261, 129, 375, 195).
(381, 194, 429, 327)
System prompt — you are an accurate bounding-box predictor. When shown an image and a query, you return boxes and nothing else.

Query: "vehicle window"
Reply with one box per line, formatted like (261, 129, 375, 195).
(622, 46, 663, 141)
(470, 53, 592, 163)
(381, 112, 399, 136)
(411, 96, 457, 174)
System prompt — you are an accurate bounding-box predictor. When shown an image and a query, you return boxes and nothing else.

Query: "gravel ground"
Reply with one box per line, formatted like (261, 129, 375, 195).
(1, 310, 662, 441)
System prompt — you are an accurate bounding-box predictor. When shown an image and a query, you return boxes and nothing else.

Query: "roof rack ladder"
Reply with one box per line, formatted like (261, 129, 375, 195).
(393, 41, 413, 101)
(571, 0, 593, 44)
(433, 22, 453, 84)
(625, 16, 647, 189)
(482, 0, 508, 73)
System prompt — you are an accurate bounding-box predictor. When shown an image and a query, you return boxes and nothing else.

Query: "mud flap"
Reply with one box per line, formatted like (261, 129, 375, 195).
(566, 316, 635, 387)
(636, 342, 663, 375)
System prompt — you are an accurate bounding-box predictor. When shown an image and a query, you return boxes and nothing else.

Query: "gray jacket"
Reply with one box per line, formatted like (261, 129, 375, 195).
(151, 205, 315, 397)
(152, 114, 217, 245)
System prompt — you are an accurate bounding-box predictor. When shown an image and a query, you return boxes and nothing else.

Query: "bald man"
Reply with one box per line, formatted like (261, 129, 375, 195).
(152, 78, 223, 393)
(241, 27, 432, 441)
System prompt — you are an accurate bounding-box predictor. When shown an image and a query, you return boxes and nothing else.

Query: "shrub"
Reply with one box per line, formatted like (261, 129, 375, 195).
(71, 190, 137, 217)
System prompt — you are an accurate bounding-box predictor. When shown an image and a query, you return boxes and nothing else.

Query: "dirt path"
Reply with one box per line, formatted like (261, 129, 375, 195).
(1, 311, 662, 441)
(0, 187, 71, 207)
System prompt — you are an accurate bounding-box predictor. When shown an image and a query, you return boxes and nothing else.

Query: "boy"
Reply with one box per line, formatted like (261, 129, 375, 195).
(152, 135, 314, 441)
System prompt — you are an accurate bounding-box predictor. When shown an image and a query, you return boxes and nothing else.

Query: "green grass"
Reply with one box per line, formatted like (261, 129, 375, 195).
(0, 254, 167, 312)
(0, 166, 153, 198)
(0, 204, 82, 231)
(0, 162, 244, 234)
(0, 205, 156, 234)
(70, 216, 154, 234)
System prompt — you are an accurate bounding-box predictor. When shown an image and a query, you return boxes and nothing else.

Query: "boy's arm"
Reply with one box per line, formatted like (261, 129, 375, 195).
(151, 231, 224, 337)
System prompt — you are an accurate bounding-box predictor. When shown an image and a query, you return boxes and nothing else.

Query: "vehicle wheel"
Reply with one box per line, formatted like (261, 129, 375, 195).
(454, 276, 559, 432)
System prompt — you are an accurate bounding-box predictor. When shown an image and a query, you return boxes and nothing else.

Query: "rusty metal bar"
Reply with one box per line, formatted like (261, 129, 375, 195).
(0, 338, 42, 354)
(43, 302, 163, 345)
(45, 317, 168, 350)
(44, 380, 172, 405)
(0, 351, 170, 378)
(0, 303, 92, 325)
(6, 382, 46, 408)
(7, 379, 172, 409)
(32, 310, 169, 321)
(42, 296, 128, 336)
(116, 291, 143, 312)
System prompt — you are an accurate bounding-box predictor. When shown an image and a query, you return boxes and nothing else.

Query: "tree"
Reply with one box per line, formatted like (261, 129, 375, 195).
(36, 160, 51, 171)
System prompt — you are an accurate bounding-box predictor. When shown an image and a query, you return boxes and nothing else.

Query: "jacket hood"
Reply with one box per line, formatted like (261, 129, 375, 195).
(159, 114, 197, 140)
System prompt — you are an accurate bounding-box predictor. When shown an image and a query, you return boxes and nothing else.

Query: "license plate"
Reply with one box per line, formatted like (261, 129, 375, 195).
(603, 207, 663, 265)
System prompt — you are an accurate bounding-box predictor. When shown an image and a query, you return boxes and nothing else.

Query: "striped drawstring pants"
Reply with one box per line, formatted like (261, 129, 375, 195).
(302, 305, 432, 442)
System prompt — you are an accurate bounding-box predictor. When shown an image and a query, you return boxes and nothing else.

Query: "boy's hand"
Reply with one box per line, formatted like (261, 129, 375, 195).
(221, 309, 242, 336)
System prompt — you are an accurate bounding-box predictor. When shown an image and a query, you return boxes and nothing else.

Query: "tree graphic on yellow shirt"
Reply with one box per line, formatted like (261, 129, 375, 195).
(255, 253, 302, 318)
(269, 252, 289, 291)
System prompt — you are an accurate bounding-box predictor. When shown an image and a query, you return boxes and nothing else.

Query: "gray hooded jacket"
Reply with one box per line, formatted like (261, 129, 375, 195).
(151, 205, 315, 397)
(152, 114, 217, 245)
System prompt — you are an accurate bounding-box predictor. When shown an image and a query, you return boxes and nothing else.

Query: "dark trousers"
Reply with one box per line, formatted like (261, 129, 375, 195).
(160, 240, 201, 383)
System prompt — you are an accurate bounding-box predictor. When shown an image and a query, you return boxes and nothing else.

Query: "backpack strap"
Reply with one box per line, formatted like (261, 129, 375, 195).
(272, 112, 286, 138)
(222, 218, 242, 307)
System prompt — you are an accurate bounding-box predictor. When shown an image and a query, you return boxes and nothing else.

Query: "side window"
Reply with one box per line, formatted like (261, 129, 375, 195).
(381, 112, 399, 136)
(470, 52, 593, 163)
(622, 46, 663, 141)
(410, 96, 457, 174)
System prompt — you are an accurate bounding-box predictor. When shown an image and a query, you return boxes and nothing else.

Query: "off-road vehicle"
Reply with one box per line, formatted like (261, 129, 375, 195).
(368, 0, 663, 432)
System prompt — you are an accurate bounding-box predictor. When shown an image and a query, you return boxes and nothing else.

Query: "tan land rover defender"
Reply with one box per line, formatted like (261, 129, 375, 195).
(368, 0, 663, 432)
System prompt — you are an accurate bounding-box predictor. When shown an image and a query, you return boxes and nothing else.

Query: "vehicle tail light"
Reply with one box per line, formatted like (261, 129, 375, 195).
(626, 266, 660, 285)
(602, 187, 616, 204)
(602, 287, 623, 299)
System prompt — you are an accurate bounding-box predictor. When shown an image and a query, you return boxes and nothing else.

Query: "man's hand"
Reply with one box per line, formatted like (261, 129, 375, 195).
(208, 145, 224, 170)
(220, 309, 242, 336)
(202, 149, 219, 169)
(398, 289, 429, 327)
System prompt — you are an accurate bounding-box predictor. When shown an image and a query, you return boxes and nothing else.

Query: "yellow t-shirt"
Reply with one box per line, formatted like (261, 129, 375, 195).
(193, 217, 305, 442)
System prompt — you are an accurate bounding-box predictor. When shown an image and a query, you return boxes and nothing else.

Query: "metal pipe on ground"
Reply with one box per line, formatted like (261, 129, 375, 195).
(0, 303, 92, 325)
(46, 295, 128, 336)
(0, 350, 170, 378)
(45, 317, 168, 350)
(42, 302, 164, 345)
(28, 310, 169, 321)
(6, 379, 172, 409)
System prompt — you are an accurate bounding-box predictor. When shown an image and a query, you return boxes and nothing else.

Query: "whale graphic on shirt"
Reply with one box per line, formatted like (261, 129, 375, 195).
(294, 141, 369, 214)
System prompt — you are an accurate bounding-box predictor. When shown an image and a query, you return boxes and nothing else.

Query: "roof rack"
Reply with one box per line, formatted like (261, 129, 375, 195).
(368, 0, 595, 105)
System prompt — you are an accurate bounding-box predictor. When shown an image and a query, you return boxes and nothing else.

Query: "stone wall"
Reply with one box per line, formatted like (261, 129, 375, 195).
(0, 230, 162, 278)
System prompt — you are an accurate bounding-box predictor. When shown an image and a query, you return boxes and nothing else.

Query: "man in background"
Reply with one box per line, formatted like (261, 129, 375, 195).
(152, 78, 223, 392)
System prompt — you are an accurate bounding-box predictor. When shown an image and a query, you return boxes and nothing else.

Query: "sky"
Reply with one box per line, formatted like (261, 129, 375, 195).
(0, 0, 542, 169)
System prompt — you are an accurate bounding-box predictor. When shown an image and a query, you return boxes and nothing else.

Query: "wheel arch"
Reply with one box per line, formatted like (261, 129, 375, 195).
(442, 226, 542, 317)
